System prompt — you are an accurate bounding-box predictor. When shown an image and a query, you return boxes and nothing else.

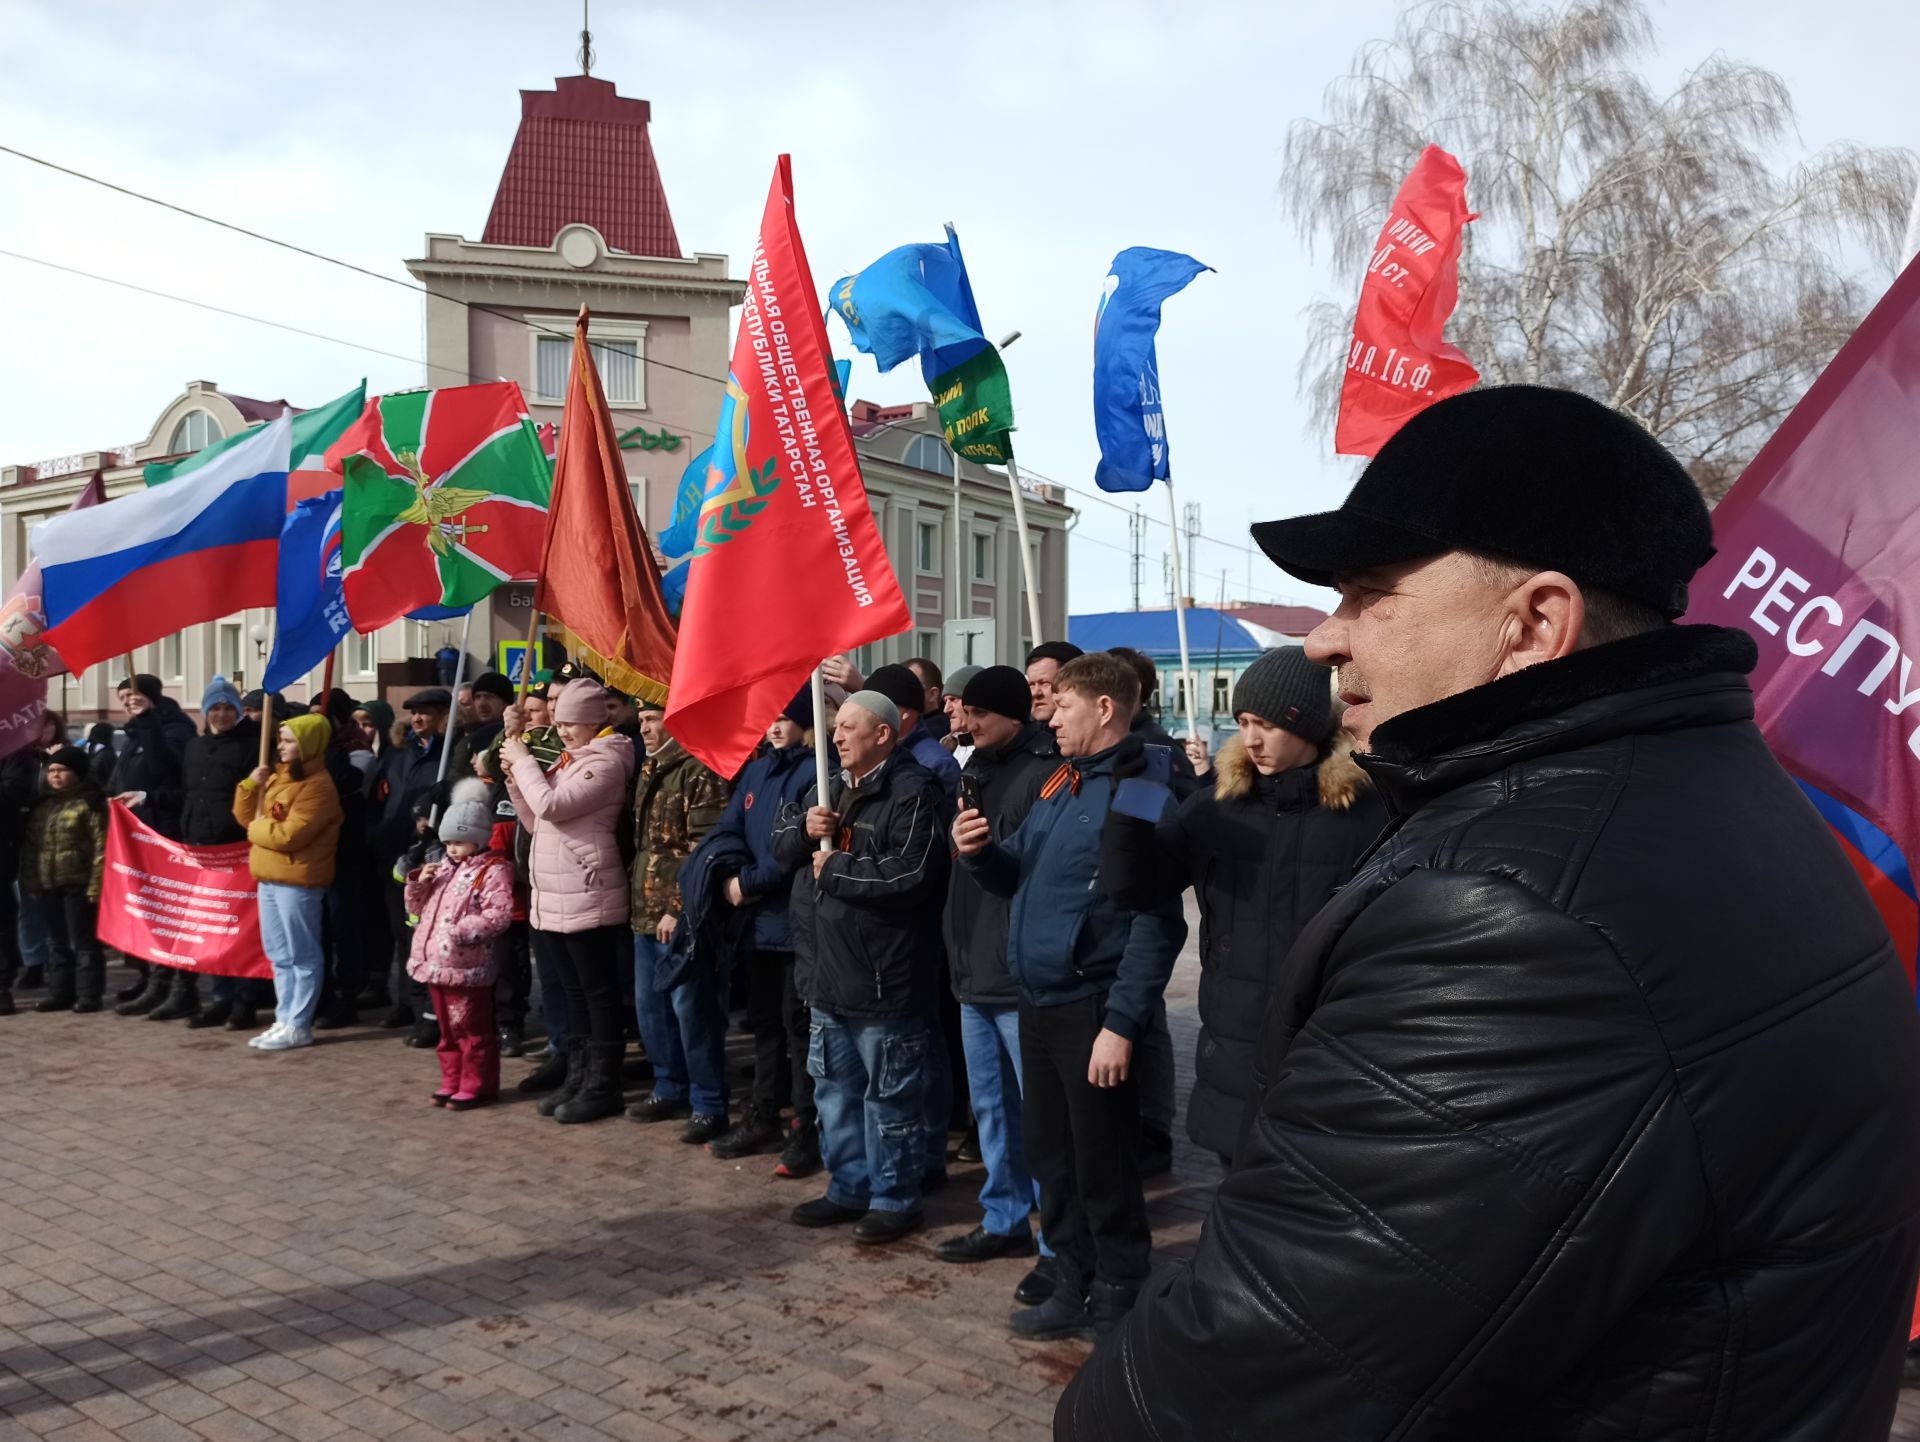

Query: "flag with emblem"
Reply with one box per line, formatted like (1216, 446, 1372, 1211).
(328, 383, 553, 632)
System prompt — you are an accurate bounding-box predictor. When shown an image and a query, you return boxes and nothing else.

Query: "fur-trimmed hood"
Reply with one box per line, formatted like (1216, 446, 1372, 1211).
(1213, 732, 1368, 811)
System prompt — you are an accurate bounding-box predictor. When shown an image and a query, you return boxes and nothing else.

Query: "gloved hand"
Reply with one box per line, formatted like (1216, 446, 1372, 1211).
(1111, 733, 1148, 781)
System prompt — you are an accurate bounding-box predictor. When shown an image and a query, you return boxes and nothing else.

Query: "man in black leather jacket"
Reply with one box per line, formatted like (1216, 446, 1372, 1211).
(1058, 385, 1920, 1441)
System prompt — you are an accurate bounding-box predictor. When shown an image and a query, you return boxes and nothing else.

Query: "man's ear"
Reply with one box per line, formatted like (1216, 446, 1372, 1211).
(1498, 570, 1585, 677)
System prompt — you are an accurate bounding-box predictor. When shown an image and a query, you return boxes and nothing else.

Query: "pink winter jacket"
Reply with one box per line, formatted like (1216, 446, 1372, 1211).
(404, 852, 516, 989)
(503, 731, 635, 934)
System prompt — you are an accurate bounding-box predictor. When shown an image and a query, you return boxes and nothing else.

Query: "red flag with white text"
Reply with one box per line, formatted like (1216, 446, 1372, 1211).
(666, 157, 911, 774)
(1335, 145, 1480, 456)
(96, 804, 273, 979)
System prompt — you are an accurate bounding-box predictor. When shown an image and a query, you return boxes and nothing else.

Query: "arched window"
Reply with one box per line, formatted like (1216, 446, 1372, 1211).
(903, 433, 956, 478)
(168, 410, 223, 454)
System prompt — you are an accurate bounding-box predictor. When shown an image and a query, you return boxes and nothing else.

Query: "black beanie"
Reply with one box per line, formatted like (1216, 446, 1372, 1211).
(471, 671, 515, 704)
(119, 673, 164, 705)
(960, 665, 1032, 723)
(47, 745, 90, 780)
(1025, 641, 1083, 668)
(782, 685, 813, 730)
(1231, 648, 1333, 742)
(866, 664, 926, 717)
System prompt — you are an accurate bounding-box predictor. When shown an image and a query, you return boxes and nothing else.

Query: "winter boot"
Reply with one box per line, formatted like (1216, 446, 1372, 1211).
(18, 965, 43, 991)
(113, 963, 148, 1003)
(1088, 1279, 1141, 1339)
(147, 971, 201, 1022)
(188, 998, 233, 1030)
(536, 1037, 590, 1116)
(226, 998, 260, 1031)
(115, 967, 172, 1017)
(0, 989, 14, 1017)
(518, 1045, 571, 1095)
(708, 1104, 783, 1160)
(774, 1118, 822, 1179)
(554, 1043, 626, 1124)
(405, 1015, 440, 1049)
(1010, 1280, 1092, 1342)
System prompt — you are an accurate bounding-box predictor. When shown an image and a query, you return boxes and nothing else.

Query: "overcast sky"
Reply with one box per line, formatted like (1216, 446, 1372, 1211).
(2, 0, 1914, 616)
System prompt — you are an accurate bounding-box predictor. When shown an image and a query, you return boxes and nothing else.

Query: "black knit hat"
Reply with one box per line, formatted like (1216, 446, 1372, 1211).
(1025, 641, 1083, 668)
(1231, 648, 1332, 742)
(47, 745, 90, 780)
(1252, 385, 1714, 619)
(470, 672, 514, 704)
(866, 664, 926, 718)
(960, 665, 1032, 723)
(782, 685, 813, 730)
(118, 673, 164, 704)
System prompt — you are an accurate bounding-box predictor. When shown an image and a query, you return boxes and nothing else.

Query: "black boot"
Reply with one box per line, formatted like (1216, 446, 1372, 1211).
(113, 964, 148, 1003)
(188, 998, 233, 1030)
(35, 993, 77, 1013)
(554, 1043, 625, 1124)
(147, 971, 200, 1022)
(1010, 1280, 1091, 1341)
(1088, 1279, 1140, 1339)
(226, 998, 259, 1031)
(708, 1104, 783, 1159)
(536, 1038, 590, 1116)
(115, 967, 172, 1017)
(405, 1016, 440, 1048)
(0, 989, 14, 1017)
(18, 965, 43, 990)
(499, 1021, 525, 1058)
(774, 1119, 822, 1179)
(518, 1045, 571, 1095)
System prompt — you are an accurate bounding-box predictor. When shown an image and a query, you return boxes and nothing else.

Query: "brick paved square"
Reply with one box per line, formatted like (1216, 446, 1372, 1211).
(0, 943, 1220, 1440)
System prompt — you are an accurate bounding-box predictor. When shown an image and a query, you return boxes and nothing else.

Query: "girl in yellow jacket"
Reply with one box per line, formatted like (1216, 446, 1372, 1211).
(233, 714, 342, 1051)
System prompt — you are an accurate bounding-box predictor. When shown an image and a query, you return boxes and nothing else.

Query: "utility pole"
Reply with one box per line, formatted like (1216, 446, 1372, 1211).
(1129, 505, 1146, 612)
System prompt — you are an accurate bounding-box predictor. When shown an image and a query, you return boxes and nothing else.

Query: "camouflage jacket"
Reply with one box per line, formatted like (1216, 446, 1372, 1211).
(21, 791, 108, 901)
(629, 739, 732, 929)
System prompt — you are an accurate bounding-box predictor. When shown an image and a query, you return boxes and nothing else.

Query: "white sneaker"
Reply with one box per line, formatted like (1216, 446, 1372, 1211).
(280, 1026, 313, 1050)
(248, 1022, 288, 1050)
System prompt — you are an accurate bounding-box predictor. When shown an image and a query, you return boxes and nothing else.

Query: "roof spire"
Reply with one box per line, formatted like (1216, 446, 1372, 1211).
(577, 0, 595, 75)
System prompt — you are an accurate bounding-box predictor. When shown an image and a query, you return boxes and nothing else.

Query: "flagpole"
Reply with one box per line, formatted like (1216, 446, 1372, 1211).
(1163, 482, 1198, 744)
(1002, 459, 1046, 649)
(514, 602, 541, 703)
(810, 664, 832, 854)
(320, 645, 337, 710)
(254, 632, 275, 772)
(429, 608, 473, 823)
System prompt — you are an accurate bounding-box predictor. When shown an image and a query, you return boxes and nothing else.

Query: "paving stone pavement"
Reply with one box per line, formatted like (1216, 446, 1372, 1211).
(0, 941, 1217, 1442)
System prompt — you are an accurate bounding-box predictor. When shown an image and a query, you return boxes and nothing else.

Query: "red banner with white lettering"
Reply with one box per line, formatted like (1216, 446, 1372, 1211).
(1336, 144, 1480, 457)
(97, 802, 271, 978)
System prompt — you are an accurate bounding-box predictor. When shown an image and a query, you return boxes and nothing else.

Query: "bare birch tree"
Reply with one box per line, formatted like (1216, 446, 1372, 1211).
(1285, 0, 1918, 499)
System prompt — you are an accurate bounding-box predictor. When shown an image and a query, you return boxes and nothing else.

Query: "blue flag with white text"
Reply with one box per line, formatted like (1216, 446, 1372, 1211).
(263, 493, 351, 693)
(1091, 247, 1212, 492)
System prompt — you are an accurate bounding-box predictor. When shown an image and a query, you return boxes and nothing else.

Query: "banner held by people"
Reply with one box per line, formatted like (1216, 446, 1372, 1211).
(96, 802, 272, 980)
(535, 307, 678, 704)
(666, 155, 911, 776)
(1335, 144, 1480, 458)
(33, 414, 292, 676)
(0, 475, 104, 761)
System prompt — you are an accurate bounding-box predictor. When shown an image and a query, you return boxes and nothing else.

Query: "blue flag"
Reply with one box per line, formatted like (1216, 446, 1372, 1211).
(263, 493, 351, 693)
(1091, 247, 1212, 492)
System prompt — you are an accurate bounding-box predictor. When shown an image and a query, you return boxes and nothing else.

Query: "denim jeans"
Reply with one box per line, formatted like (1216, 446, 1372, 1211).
(921, 1001, 953, 1173)
(258, 881, 326, 1029)
(960, 1002, 1046, 1242)
(810, 1008, 931, 1214)
(532, 931, 569, 1043)
(632, 934, 731, 1118)
(18, 887, 50, 969)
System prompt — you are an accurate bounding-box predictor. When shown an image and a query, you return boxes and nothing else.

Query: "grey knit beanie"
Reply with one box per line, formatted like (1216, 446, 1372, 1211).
(439, 778, 496, 847)
(842, 689, 901, 732)
(1231, 647, 1334, 742)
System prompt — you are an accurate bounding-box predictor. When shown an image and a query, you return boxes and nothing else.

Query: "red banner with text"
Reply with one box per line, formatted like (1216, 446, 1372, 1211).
(97, 803, 271, 978)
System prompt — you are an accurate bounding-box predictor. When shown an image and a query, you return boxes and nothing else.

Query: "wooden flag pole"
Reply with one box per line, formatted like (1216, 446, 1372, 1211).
(257, 632, 277, 772)
(319, 645, 337, 711)
(514, 603, 542, 704)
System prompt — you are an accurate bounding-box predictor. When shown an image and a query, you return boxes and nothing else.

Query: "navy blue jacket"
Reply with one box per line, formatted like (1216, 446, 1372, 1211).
(903, 718, 961, 797)
(368, 732, 444, 867)
(703, 742, 816, 953)
(965, 740, 1186, 1039)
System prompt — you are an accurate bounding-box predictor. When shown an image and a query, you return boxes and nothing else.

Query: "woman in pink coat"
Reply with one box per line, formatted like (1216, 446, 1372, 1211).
(500, 681, 635, 1125)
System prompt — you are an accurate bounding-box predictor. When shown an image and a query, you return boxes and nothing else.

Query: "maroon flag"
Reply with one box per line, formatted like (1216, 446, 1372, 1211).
(0, 475, 104, 759)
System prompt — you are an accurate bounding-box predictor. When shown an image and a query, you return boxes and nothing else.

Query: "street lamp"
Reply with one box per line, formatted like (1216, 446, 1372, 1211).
(249, 621, 271, 659)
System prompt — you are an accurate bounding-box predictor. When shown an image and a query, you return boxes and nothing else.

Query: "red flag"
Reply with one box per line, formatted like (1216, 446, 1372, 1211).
(0, 475, 105, 760)
(1335, 145, 1480, 456)
(666, 157, 912, 774)
(535, 309, 678, 704)
(96, 804, 273, 979)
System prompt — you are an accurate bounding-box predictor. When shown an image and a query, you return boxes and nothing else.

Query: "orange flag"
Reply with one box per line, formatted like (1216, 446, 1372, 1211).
(535, 308, 677, 703)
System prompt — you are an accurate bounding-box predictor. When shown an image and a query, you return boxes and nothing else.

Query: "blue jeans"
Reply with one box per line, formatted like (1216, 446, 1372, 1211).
(632, 935, 731, 1118)
(922, 1003, 953, 1173)
(18, 887, 49, 968)
(534, 934, 569, 1043)
(960, 1002, 1046, 1243)
(258, 882, 326, 1029)
(810, 1009, 931, 1214)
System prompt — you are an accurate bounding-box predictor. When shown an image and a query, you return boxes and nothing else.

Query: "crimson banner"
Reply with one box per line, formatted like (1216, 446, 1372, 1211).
(1336, 144, 1480, 457)
(97, 802, 271, 978)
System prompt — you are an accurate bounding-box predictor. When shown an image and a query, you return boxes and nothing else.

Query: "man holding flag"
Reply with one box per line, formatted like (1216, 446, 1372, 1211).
(1061, 385, 1920, 1439)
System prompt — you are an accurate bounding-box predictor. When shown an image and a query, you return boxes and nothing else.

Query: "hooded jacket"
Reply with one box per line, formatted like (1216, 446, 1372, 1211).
(628, 737, 732, 930)
(115, 698, 197, 837)
(773, 751, 951, 1018)
(20, 786, 107, 899)
(962, 741, 1186, 1038)
(1059, 626, 1920, 1442)
(1100, 733, 1385, 1157)
(701, 741, 817, 953)
(157, 717, 260, 847)
(234, 716, 342, 888)
(504, 730, 635, 934)
(942, 721, 1058, 1006)
(404, 850, 516, 989)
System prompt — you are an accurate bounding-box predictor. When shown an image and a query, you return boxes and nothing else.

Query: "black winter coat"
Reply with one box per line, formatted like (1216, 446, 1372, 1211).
(774, 753, 950, 1018)
(1060, 626, 1920, 1442)
(1100, 734, 1385, 1158)
(114, 700, 196, 838)
(162, 719, 260, 846)
(943, 722, 1057, 1006)
(0, 747, 44, 875)
(368, 733, 444, 869)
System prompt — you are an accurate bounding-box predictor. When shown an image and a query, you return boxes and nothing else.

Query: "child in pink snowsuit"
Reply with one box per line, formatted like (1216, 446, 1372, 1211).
(405, 780, 516, 1109)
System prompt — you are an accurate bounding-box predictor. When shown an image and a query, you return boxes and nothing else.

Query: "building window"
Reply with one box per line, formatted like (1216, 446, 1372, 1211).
(349, 631, 377, 678)
(529, 317, 647, 406)
(971, 532, 992, 581)
(1174, 677, 1189, 719)
(162, 633, 184, 684)
(1212, 673, 1230, 718)
(168, 409, 223, 454)
(917, 629, 943, 663)
(916, 521, 940, 574)
(218, 622, 243, 686)
(904, 434, 956, 478)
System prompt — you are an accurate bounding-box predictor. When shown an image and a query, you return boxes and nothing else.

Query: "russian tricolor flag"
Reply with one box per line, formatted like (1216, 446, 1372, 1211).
(35, 414, 290, 674)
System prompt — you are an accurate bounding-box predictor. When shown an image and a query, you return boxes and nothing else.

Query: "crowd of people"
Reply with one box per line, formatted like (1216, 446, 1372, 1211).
(0, 628, 1379, 1343)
